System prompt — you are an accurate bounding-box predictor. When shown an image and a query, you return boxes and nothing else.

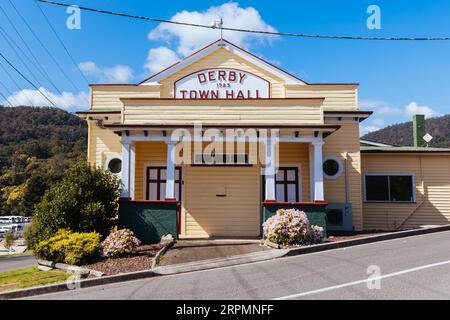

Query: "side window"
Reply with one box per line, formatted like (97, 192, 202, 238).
(263, 167, 300, 202)
(146, 167, 182, 201)
(365, 174, 414, 202)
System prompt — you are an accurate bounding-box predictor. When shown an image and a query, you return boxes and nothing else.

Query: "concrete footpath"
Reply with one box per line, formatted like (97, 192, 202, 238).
(1, 224, 450, 299)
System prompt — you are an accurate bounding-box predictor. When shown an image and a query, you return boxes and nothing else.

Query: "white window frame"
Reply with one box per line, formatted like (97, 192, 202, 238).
(103, 152, 122, 176)
(363, 173, 416, 203)
(270, 164, 302, 202)
(323, 156, 343, 180)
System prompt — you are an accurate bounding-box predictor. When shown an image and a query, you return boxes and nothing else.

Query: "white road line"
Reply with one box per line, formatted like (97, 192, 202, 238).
(274, 259, 450, 300)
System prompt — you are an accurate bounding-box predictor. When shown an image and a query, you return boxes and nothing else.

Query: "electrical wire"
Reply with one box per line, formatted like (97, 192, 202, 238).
(38, 0, 450, 41)
(0, 52, 57, 107)
(7, 0, 81, 92)
(34, 0, 90, 85)
(0, 5, 63, 95)
(0, 60, 35, 106)
(0, 27, 44, 90)
(0, 78, 18, 106)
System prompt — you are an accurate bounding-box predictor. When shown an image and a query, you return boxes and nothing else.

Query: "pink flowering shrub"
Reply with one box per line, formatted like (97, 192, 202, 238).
(263, 208, 324, 246)
(304, 225, 324, 245)
(101, 228, 141, 258)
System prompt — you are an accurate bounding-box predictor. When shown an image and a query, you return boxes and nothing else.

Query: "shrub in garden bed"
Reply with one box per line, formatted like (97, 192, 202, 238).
(25, 162, 120, 249)
(35, 229, 100, 265)
(263, 208, 324, 246)
(101, 228, 141, 258)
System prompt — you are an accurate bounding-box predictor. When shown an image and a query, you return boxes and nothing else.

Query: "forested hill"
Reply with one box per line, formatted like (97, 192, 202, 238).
(0, 106, 87, 216)
(362, 115, 450, 147)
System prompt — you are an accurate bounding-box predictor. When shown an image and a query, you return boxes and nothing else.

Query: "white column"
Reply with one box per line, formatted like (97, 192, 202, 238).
(165, 141, 176, 200)
(129, 143, 136, 200)
(309, 144, 315, 202)
(264, 139, 276, 201)
(312, 141, 325, 201)
(120, 142, 131, 198)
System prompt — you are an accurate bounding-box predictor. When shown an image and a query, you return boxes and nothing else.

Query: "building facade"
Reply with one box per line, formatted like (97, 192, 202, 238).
(78, 39, 450, 242)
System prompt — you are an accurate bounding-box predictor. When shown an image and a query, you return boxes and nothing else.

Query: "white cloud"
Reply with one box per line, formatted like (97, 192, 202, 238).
(148, 2, 278, 57)
(360, 99, 438, 119)
(79, 61, 133, 83)
(4, 87, 89, 111)
(372, 118, 385, 127)
(144, 46, 180, 75)
(404, 101, 437, 119)
(360, 125, 382, 136)
(360, 99, 403, 116)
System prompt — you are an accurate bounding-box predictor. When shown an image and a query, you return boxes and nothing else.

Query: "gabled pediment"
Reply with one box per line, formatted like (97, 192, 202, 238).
(140, 39, 306, 86)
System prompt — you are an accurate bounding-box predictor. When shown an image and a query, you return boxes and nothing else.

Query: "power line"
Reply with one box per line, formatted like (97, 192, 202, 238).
(0, 60, 35, 106)
(39, 0, 450, 41)
(0, 90, 13, 107)
(34, 0, 90, 85)
(0, 26, 45, 90)
(7, 0, 81, 92)
(0, 78, 17, 106)
(0, 52, 57, 107)
(0, 4, 63, 95)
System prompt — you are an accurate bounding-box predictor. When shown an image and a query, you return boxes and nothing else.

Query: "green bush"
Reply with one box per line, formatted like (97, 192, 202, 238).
(3, 232, 15, 250)
(34, 229, 100, 265)
(26, 162, 120, 248)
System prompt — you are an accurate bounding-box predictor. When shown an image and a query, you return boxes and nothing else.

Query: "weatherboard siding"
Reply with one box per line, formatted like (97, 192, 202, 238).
(91, 85, 160, 111)
(183, 165, 261, 238)
(122, 99, 323, 125)
(285, 84, 358, 111)
(279, 142, 311, 202)
(362, 154, 450, 230)
(87, 121, 121, 167)
(159, 48, 286, 98)
(323, 122, 363, 231)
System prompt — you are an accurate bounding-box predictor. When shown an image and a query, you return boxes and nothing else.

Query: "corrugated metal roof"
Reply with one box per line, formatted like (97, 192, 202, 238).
(361, 146, 450, 153)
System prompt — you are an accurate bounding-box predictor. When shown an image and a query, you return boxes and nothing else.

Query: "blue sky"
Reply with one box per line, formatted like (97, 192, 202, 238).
(1, 0, 450, 135)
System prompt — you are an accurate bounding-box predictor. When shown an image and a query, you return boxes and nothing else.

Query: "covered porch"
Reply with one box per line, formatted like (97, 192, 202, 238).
(111, 125, 338, 243)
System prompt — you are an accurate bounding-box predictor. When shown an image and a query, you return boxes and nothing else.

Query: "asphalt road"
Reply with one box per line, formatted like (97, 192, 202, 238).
(28, 231, 450, 300)
(0, 255, 36, 272)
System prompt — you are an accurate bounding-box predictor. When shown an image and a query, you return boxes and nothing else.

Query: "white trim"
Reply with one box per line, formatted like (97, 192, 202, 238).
(130, 143, 136, 200)
(277, 164, 303, 202)
(264, 139, 276, 201)
(165, 141, 176, 199)
(103, 152, 122, 175)
(360, 139, 393, 147)
(120, 142, 131, 198)
(323, 156, 343, 180)
(142, 40, 305, 85)
(312, 140, 325, 201)
(309, 144, 315, 202)
(120, 134, 322, 144)
(362, 173, 416, 203)
(324, 113, 372, 119)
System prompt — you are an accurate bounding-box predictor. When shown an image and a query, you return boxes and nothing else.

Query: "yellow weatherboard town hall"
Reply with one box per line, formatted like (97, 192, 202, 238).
(77, 39, 450, 243)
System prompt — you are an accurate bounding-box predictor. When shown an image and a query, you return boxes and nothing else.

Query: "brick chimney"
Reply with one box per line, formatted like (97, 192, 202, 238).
(413, 114, 426, 147)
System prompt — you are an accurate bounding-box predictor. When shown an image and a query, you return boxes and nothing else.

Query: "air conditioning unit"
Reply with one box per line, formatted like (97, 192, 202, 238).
(326, 203, 353, 231)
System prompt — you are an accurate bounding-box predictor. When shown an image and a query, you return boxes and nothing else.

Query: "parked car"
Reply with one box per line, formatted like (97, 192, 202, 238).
(10, 224, 23, 232)
(0, 225, 13, 232)
(0, 216, 14, 224)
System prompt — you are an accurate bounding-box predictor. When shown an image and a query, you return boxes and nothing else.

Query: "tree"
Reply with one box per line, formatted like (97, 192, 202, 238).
(3, 232, 15, 253)
(25, 162, 121, 248)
